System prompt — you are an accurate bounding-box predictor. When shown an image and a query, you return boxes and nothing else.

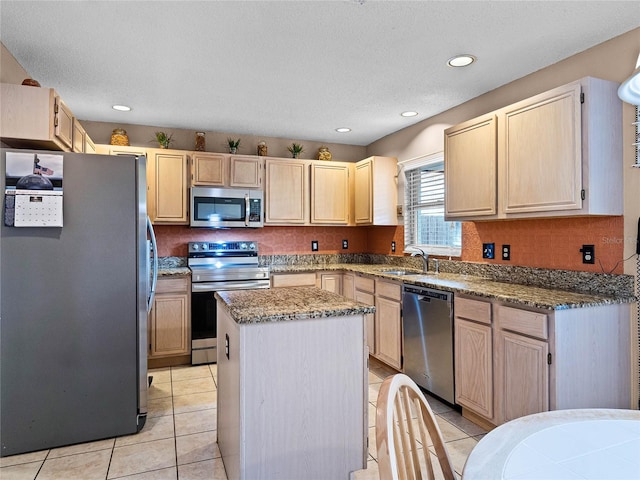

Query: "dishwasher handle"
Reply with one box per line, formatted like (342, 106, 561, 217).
(403, 285, 453, 302)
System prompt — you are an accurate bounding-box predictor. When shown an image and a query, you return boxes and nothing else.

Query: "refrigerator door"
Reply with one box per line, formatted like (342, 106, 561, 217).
(1, 150, 147, 456)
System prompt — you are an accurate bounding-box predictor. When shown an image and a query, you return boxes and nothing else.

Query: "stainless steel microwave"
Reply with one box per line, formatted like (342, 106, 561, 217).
(190, 187, 264, 228)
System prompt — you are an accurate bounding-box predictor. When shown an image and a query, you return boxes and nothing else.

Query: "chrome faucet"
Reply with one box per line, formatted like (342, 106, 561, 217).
(411, 248, 429, 273)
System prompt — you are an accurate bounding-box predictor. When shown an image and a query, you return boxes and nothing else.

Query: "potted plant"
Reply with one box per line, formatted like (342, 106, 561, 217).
(154, 131, 173, 149)
(287, 143, 304, 158)
(227, 138, 241, 154)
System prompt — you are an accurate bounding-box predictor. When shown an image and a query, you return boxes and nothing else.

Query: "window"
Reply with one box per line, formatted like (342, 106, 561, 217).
(403, 154, 461, 256)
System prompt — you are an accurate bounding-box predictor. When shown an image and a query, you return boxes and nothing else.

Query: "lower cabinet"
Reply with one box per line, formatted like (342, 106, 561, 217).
(271, 272, 316, 288)
(342, 273, 355, 300)
(355, 275, 376, 356)
(148, 276, 191, 362)
(374, 279, 402, 370)
(454, 297, 493, 421)
(316, 271, 343, 294)
(454, 296, 631, 427)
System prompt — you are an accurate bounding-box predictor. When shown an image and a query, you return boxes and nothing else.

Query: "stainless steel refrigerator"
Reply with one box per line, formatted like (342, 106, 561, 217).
(0, 149, 157, 457)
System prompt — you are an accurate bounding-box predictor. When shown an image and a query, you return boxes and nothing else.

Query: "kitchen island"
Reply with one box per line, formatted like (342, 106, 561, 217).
(215, 287, 375, 480)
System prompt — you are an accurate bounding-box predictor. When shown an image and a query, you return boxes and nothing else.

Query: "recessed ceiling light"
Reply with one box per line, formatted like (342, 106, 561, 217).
(401, 111, 418, 117)
(335, 127, 351, 133)
(447, 55, 476, 68)
(112, 104, 131, 112)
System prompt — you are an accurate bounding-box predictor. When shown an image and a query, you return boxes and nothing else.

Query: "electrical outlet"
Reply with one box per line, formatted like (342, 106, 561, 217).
(482, 243, 495, 259)
(311, 240, 318, 252)
(580, 244, 595, 264)
(342, 239, 348, 249)
(502, 244, 511, 260)
(391, 241, 396, 253)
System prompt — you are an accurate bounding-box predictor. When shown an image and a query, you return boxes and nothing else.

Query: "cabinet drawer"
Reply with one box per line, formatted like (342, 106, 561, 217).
(271, 272, 317, 288)
(455, 297, 492, 325)
(375, 279, 401, 301)
(354, 275, 375, 294)
(497, 305, 548, 340)
(156, 276, 190, 294)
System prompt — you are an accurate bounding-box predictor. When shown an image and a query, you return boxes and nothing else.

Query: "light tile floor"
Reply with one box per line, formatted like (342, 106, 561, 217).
(0, 359, 486, 479)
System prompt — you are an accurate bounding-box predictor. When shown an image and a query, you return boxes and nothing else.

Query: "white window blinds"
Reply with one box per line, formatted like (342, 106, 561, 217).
(404, 160, 461, 255)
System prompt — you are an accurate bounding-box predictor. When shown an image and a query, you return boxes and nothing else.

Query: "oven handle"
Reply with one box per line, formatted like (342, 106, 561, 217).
(192, 281, 270, 292)
(245, 194, 250, 226)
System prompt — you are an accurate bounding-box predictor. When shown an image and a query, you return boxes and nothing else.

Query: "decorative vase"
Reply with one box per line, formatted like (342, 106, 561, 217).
(257, 142, 268, 156)
(292, 152, 299, 158)
(195, 132, 205, 151)
(230, 147, 238, 154)
(317, 146, 332, 161)
(110, 128, 129, 146)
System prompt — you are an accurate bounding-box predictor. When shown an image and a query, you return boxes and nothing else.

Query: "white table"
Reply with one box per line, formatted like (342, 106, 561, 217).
(462, 409, 640, 480)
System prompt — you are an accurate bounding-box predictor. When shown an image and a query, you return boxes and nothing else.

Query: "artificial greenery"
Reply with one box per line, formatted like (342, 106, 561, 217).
(154, 131, 174, 148)
(227, 138, 241, 150)
(287, 142, 304, 157)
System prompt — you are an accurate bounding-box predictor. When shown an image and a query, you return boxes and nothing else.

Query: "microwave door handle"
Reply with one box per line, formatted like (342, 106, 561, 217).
(245, 194, 250, 226)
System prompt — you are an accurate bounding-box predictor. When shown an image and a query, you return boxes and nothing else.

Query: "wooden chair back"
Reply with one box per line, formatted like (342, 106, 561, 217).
(375, 374, 456, 480)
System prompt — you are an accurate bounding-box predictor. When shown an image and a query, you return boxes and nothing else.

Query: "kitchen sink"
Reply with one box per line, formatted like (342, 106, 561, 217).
(381, 269, 415, 276)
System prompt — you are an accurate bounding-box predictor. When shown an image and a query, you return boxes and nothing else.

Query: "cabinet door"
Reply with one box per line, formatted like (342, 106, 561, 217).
(354, 159, 373, 224)
(498, 330, 549, 423)
(150, 293, 190, 357)
(355, 290, 375, 356)
(230, 155, 263, 188)
(54, 96, 74, 150)
(342, 273, 355, 300)
(265, 159, 309, 224)
(444, 114, 497, 218)
(454, 318, 493, 419)
(271, 273, 317, 288)
(149, 149, 189, 224)
(319, 272, 343, 294)
(501, 83, 582, 214)
(72, 120, 85, 153)
(192, 152, 226, 186)
(311, 162, 350, 224)
(375, 296, 402, 369)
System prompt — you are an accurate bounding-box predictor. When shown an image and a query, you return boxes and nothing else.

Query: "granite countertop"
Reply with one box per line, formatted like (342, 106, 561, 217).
(271, 264, 636, 311)
(158, 267, 191, 277)
(215, 287, 376, 324)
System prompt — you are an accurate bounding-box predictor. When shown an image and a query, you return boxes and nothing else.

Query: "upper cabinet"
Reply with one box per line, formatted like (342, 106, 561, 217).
(0, 83, 84, 152)
(310, 162, 352, 224)
(354, 156, 397, 225)
(444, 77, 622, 221)
(444, 114, 497, 218)
(72, 120, 96, 154)
(147, 148, 189, 224)
(265, 158, 310, 225)
(191, 153, 263, 188)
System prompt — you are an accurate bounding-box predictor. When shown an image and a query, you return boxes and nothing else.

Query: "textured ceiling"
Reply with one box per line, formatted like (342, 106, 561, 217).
(1, 1, 638, 146)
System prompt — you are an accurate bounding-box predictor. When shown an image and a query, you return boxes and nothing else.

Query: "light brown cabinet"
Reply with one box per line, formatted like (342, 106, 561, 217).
(374, 278, 402, 369)
(455, 297, 631, 428)
(149, 276, 191, 359)
(354, 156, 398, 225)
(271, 272, 317, 288)
(444, 115, 497, 218)
(454, 297, 493, 421)
(310, 162, 351, 224)
(444, 77, 622, 220)
(72, 120, 96, 154)
(317, 271, 343, 294)
(355, 275, 375, 355)
(342, 273, 355, 300)
(147, 148, 189, 224)
(192, 153, 263, 188)
(192, 152, 226, 186)
(265, 158, 310, 225)
(1, 83, 76, 151)
(229, 155, 263, 188)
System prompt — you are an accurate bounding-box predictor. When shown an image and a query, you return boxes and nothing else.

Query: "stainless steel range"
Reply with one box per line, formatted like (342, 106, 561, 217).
(188, 241, 270, 365)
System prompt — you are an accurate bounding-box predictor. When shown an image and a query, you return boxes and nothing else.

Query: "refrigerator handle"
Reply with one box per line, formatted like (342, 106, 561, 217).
(147, 216, 158, 313)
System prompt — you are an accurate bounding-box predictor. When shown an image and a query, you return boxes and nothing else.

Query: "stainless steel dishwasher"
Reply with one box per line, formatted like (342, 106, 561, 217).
(402, 284, 455, 404)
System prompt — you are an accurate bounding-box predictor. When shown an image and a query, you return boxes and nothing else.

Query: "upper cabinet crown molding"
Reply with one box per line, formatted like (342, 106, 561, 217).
(444, 77, 623, 221)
